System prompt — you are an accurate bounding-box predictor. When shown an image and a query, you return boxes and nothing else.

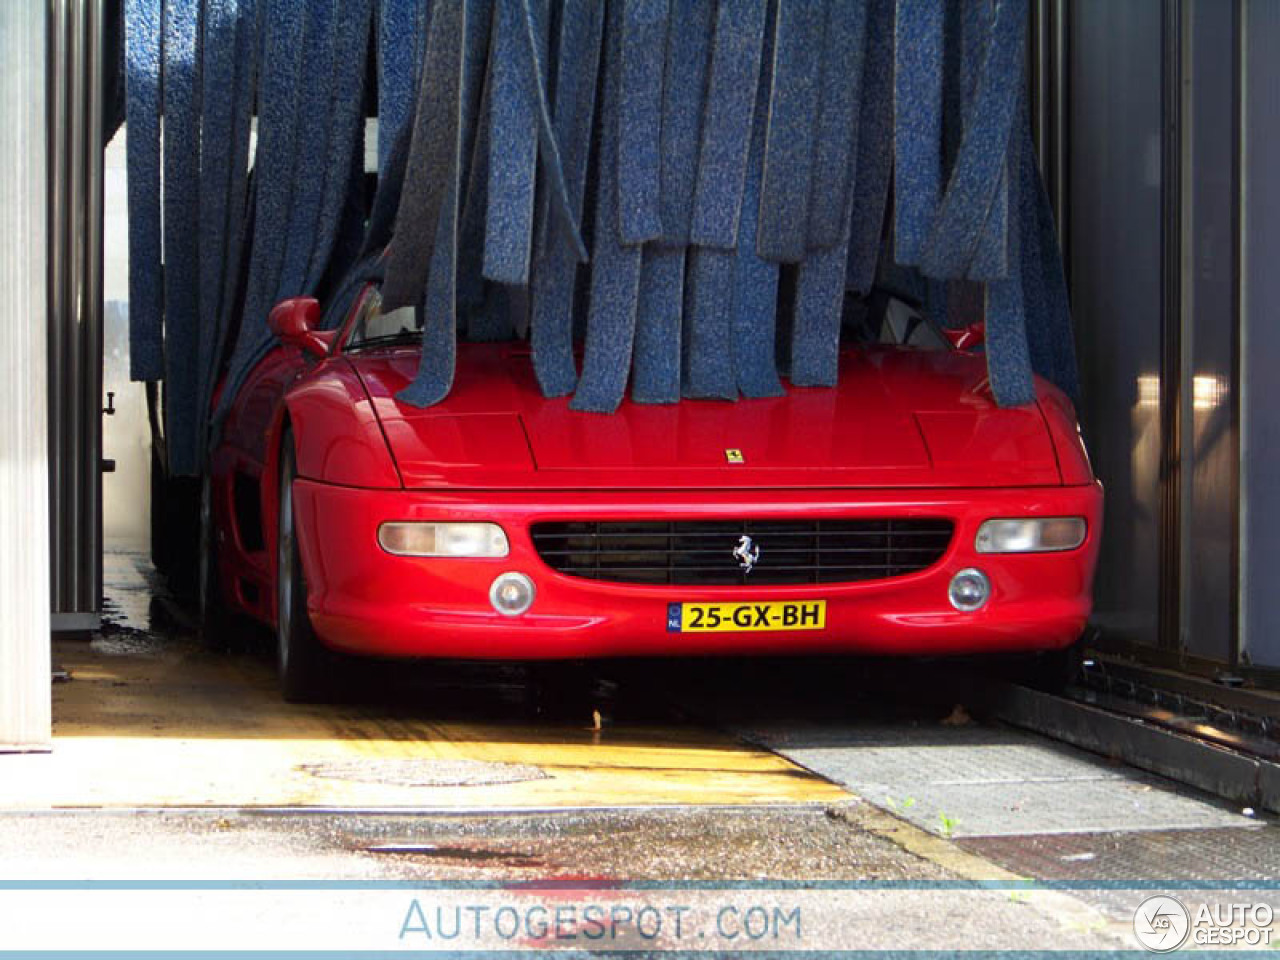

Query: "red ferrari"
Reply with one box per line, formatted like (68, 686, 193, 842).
(202, 276, 1102, 701)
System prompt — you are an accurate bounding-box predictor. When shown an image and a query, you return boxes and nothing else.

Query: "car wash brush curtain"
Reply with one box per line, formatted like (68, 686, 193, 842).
(124, 0, 1079, 469)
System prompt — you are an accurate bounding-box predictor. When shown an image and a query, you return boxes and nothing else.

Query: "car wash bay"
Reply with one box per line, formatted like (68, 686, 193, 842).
(3, 0, 1280, 942)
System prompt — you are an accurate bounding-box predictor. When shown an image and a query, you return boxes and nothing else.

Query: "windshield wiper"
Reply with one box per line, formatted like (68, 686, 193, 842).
(348, 330, 422, 351)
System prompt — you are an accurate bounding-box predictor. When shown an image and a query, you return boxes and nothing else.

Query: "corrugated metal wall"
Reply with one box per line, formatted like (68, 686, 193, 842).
(48, 0, 106, 633)
(1065, 0, 1280, 680)
(0, 0, 52, 751)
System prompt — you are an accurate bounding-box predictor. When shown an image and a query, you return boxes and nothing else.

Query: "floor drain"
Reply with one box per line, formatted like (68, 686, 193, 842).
(298, 758, 548, 788)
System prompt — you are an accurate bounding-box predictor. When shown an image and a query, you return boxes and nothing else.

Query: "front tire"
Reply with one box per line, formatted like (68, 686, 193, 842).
(276, 429, 333, 702)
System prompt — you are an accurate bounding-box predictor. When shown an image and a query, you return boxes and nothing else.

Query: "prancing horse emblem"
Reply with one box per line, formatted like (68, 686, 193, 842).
(733, 535, 761, 574)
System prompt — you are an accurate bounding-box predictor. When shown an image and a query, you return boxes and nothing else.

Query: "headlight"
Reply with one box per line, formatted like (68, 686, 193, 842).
(974, 517, 1087, 554)
(377, 522, 510, 557)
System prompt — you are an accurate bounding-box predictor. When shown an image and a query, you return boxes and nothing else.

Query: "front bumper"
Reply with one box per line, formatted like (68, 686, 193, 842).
(290, 481, 1103, 659)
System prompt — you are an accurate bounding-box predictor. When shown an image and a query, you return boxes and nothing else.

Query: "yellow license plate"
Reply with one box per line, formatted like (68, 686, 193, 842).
(666, 601, 826, 633)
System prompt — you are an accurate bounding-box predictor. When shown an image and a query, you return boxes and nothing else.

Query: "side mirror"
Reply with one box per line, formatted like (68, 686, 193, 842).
(267, 297, 331, 358)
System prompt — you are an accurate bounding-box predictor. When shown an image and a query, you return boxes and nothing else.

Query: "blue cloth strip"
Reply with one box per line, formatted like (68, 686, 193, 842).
(161, 0, 202, 475)
(791, 237, 851, 387)
(628, 0, 713, 404)
(631, 248, 686, 403)
(756, 0, 824, 263)
(683, 249, 739, 399)
(219, 0, 307, 424)
(277, 0, 338, 298)
(656, 0, 714, 245)
(529, 0, 604, 397)
(805, 0, 869, 250)
(382, 0, 467, 310)
(571, 0, 644, 413)
(982, 99, 1034, 408)
(688, 0, 767, 250)
(377, 0, 430, 178)
(484, 0, 544, 284)
(304, 0, 374, 293)
(205, 0, 258, 432)
(728, 0, 783, 399)
(892, 0, 944, 266)
(396, 0, 472, 406)
(195, 0, 248, 468)
(514, 0, 589, 261)
(361, 105, 414, 259)
(124, 0, 163, 382)
(617, 0, 668, 246)
(459, 44, 496, 330)
(919, 0, 1025, 280)
(844, 0, 893, 293)
(1017, 113, 1078, 399)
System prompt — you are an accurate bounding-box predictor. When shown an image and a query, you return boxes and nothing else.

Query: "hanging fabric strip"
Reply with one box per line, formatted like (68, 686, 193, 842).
(382, 0, 468, 310)
(195, 0, 251, 468)
(318, 126, 372, 305)
(688, 0, 767, 251)
(617, 0, 669, 246)
(1016, 115, 1079, 399)
(631, 249, 686, 402)
(395, 0, 471, 406)
(804, 0, 868, 250)
(683, 0, 777, 400)
(218, 0, 307, 422)
(377, 0, 430, 178)
(982, 106, 1034, 408)
(277, 0, 339, 298)
(630, 0, 714, 404)
(571, 0, 644, 413)
(918, 0, 1025, 280)
(682, 249, 737, 398)
(892, 0, 944, 267)
(161, 0, 203, 475)
(844, 0, 893, 293)
(790, 240, 851, 387)
(304, 0, 374, 293)
(657, 0, 713, 246)
(459, 42, 496, 331)
(756, 0, 825, 263)
(124, 0, 163, 381)
(361, 106, 414, 258)
(529, 0, 604, 397)
(725, 0, 782, 399)
(484, 0, 545, 284)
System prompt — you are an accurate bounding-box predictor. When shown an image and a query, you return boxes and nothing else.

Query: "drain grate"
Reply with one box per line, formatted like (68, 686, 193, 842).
(298, 758, 548, 788)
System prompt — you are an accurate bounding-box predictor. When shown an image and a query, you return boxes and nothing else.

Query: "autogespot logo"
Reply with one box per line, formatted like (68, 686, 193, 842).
(1134, 895, 1191, 952)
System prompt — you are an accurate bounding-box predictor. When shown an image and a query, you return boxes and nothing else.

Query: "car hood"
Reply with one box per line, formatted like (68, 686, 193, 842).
(350, 343, 1064, 489)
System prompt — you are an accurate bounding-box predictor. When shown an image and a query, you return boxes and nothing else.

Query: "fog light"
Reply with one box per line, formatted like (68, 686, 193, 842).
(975, 517, 1086, 553)
(378, 522, 509, 557)
(949, 568, 990, 612)
(490, 572, 536, 616)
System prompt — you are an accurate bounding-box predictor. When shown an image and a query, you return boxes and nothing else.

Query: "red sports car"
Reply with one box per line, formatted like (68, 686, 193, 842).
(203, 277, 1102, 701)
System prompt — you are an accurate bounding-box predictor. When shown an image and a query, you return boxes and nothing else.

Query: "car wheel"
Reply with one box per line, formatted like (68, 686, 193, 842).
(276, 428, 334, 702)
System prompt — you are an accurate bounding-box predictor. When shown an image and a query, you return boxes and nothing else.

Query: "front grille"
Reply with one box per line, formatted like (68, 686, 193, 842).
(529, 519, 955, 586)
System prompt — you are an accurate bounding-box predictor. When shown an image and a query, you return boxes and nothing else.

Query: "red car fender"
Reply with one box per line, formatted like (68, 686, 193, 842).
(281, 358, 403, 490)
(1036, 385, 1095, 486)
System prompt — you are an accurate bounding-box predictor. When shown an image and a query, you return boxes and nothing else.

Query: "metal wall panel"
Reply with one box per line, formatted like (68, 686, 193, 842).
(47, 0, 105, 632)
(1241, 0, 1280, 669)
(1068, 0, 1165, 649)
(1179, 0, 1237, 664)
(0, 0, 52, 750)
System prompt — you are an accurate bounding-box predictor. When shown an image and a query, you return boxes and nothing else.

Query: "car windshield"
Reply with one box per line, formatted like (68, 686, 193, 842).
(346, 289, 422, 349)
